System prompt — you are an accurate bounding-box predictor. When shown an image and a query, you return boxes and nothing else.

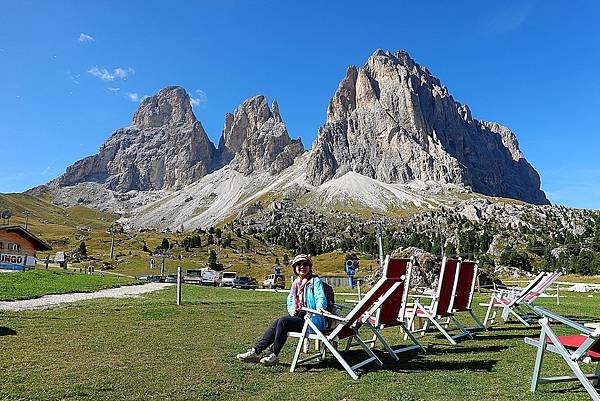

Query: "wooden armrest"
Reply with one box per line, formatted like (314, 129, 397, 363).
(301, 307, 346, 322)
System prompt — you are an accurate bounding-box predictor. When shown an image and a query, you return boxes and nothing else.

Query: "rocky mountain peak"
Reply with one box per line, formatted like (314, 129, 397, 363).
(307, 49, 549, 205)
(55, 86, 215, 192)
(131, 86, 197, 128)
(217, 95, 304, 175)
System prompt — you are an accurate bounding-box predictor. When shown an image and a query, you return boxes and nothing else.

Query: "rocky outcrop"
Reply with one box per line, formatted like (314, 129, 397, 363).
(306, 49, 549, 205)
(217, 95, 304, 175)
(56, 86, 216, 191)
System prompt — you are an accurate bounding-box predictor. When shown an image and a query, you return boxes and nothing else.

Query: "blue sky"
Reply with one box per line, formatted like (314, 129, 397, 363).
(1, 1, 599, 209)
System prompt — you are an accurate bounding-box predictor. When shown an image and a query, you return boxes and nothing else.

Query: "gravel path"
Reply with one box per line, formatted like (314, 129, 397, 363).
(0, 283, 174, 312)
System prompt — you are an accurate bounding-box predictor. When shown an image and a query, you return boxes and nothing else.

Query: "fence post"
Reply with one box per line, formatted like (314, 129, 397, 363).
(177, 266, 182, 306)
(556, 284, 560, 306)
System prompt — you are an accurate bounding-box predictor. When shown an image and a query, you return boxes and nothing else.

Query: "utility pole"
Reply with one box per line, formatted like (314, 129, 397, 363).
(109, 223, 119, 260)
(375, 220, 385, 269)
(22, 211, 31, 230)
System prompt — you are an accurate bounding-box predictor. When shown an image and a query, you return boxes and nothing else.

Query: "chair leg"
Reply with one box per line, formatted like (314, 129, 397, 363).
(354, 334, 383, 367)
(482, 294, 495, 327)
(426, 315, 457, 345)
(402, 324, 426, 354)
(451, 316, 473, 340)
(304, 320, 359, 380)
(530, 328, 547, 392)
(290, 320, 309, 373)
(368, 325, 400, 361)
(469, 310, 488, 332)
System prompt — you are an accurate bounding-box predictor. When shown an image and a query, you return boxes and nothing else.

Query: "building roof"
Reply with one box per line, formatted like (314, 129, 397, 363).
(0, 225, 52, 251)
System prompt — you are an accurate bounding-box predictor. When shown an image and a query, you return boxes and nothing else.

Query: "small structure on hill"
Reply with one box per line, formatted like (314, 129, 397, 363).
(0, 225, 52, 271)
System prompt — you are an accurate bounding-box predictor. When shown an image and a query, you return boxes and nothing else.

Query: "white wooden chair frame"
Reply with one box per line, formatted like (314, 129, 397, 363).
(351, 257, 426, 359)
(480, 271, 561, 327)
(288, 257, 407, 380)
(405, 257, 472, 345)
(448, 260, 486, 333)
(524, 306, 600, 400)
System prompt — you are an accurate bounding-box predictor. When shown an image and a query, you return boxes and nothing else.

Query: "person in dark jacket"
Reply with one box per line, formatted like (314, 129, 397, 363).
(237, 254, 328, 366)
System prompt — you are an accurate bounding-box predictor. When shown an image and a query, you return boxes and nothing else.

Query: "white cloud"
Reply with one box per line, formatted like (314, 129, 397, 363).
(87, 66, 134, 82)
(78, 33, 95, 43)
(190, 89, 208, 107)
(107, 87, 120, 93)
(126, 92, 139, 102)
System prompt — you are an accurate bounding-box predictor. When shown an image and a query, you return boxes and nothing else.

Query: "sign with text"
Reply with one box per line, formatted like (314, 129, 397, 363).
(1, 253, 26, 266)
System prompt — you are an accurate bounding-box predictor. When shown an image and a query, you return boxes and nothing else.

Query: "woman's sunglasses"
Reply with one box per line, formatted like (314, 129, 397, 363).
(294, 261, 311, 268)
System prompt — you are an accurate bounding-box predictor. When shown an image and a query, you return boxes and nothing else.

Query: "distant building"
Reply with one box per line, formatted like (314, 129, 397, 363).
(0, 226, 52, 271)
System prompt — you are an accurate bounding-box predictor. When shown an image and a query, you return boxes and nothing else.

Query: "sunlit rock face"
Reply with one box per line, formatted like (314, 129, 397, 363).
(306, 49, 548, 205)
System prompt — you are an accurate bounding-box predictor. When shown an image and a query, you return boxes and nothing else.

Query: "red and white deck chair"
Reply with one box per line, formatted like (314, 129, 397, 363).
(352, 257, 426, 359)
(448, 259, 486, 333)
(525, 306, 600, 400)
(289, 256, 409, 380)
(406, 257, 472, 345)
(480, 271, 561, 327)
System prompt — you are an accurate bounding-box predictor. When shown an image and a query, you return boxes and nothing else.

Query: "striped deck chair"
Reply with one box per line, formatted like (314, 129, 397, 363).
(480, 271, 561, 327)
(448, 259, 486, 333)
(289, 256, 408, 380)
(406, 257, 471, 345)
(524, 306, 600, 400)
(353, 257, 426, 359)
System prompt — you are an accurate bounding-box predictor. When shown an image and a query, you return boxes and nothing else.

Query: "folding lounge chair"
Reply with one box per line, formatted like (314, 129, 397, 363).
(289, 256, 409, 380)
(356, 257, 426, 359)
(406, 257, 472, 345)
(448, 260, 486, 333)
(524, 306, 600, 400)
(480, 271, 561, 327)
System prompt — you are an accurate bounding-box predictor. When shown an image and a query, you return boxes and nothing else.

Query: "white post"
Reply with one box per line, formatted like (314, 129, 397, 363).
(556, 284, 560, 306)
(177, 266, 182, 306)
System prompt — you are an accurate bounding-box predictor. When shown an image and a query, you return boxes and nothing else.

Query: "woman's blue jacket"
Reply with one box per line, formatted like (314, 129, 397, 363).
(287, 276, 327, 332)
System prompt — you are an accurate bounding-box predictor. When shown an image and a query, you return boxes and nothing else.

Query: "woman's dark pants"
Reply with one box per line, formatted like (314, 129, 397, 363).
(255, 315, 305, 355)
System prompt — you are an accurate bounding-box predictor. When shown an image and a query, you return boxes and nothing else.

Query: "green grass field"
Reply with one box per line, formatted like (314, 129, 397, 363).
(0, 269, 137, 301)
(1, 286, 598, 400)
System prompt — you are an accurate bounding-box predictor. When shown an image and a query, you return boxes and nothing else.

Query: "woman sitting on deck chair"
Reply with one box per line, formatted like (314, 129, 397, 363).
(237, 254, 328, 366)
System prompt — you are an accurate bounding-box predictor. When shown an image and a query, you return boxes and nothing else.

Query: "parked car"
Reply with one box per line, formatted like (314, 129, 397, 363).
(163, 274, 177, 283)
(233, 276, 258, 290)
(220, 271, 237, 287)
(263, 273, 285, 289)
(199, 268, 219, 286)
(136, 275, 162, 282)
(183, 269, 203, 285)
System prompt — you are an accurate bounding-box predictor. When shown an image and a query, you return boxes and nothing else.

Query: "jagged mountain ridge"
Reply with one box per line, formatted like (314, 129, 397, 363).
(306, 50, 548, 205)
(53, 87, 303, 192)
(36, 49, 551, 229)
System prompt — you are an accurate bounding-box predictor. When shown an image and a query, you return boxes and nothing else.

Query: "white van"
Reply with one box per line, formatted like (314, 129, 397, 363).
(200, 268, 219, 286)
(220, 271, 237, 287)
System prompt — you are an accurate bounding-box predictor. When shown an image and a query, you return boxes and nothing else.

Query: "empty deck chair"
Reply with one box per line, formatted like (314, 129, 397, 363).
(358, 257, 425, 359)
(480, 271, 561, 327)
(289, 256, 409, 380)
(524, 306, 600, 401)
(448, 259, 486, 333)
(406, 257, 471, 345)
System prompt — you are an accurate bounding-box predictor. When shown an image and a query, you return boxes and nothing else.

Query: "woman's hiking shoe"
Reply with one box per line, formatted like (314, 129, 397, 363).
(260, 353, 279, 366)
(237, 348, 261, 363)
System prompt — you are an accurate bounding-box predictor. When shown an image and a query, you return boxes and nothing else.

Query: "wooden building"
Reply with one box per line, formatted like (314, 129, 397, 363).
(0, 225, 52, 271)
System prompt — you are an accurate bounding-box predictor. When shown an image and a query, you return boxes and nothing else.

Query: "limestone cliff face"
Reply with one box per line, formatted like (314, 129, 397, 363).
(217, 95, 304, 175)
(306, 50, 549, 205)
(57, 86, 216, 191)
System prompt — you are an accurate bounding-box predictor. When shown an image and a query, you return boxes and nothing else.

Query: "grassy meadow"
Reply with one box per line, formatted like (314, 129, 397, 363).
(1, 285, 599, 401)
(0, 269, 137, 301)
